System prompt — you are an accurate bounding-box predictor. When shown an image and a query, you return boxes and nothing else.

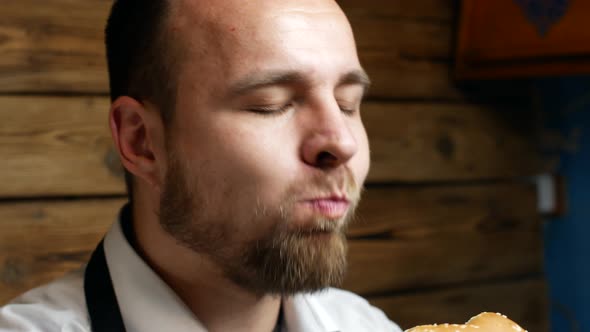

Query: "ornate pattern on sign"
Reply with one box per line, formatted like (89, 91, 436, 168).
(513, 0, 571, 36)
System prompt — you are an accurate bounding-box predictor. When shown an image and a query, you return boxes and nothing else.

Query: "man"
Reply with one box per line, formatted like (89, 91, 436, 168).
(0, 0, 402, 331)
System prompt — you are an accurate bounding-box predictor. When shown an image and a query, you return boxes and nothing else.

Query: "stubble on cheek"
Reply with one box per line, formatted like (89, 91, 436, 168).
(158, 152, 236, 258)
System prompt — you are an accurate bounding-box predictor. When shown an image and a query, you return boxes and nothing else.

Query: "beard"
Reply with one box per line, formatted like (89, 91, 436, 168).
(159, 153, 360, 296)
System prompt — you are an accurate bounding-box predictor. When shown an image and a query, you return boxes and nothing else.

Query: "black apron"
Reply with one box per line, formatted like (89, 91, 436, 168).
(83, 205, 284, 332)
(84, 240, 127, 332)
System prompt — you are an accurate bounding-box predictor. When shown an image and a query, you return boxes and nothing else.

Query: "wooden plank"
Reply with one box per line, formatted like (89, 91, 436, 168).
(0, 183, 541, 304)
(338, 0, 460, 99)
(337, 0, 453, 20)
(0, 0, 464, 99)
(0, 0, 110, 93)
(370, 278, 548, 332)
(349, 183, 539, 238)
(0, 97, 541, 197)
(360, 53, 460, 99)
(352, 19, 450, 57)
(344, 183, 542, 295)
(0, 96, 124, 197)
(0, 198, 124, 304)
(346, 233, 542, 296)
(364, 102, 542, 182)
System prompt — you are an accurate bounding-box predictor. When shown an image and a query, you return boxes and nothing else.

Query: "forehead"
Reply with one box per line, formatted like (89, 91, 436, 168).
(170, 0, 360, 84)
(175, 0, 346, 26)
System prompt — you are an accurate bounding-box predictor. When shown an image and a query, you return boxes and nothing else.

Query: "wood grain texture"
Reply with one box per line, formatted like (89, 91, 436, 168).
(0, 96, 541, 197)
(0, 0, 463, 99)
(371, 278, 548, 331)
(344, 183, 543, 295)
(337, 0, 453, 20)
(338, 0, 459, 99)
(363, 102, 541, 182)
(350, 183, 539, 238)
(0, 96, 124, 197)
(0, 0, 110, 93)
(0, 199, 124, 304)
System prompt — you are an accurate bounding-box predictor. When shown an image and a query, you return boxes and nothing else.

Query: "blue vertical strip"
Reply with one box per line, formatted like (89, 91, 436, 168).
(535, 76, 590, 332)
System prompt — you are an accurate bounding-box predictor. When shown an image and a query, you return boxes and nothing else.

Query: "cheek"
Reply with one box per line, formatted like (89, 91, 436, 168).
(351, 123, 371, 185)
(235, 134, 300, 195)
(185, 123, 299, 206)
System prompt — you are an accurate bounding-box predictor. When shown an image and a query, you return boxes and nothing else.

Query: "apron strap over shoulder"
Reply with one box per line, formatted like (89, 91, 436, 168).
(84, 240, 127, 332)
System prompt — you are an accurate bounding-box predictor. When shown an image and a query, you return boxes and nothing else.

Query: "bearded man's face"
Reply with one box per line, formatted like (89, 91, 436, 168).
(158, 0, 370, 296)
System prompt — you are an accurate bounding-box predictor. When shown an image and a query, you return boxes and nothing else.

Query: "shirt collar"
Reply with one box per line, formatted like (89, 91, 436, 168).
(103, 206, 207, 332)
(103, 205, 341, 332)
(283, 294, 340, 332)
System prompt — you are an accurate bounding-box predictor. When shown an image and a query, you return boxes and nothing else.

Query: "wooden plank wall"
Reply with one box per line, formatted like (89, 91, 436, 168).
(0, 0, 548, 330)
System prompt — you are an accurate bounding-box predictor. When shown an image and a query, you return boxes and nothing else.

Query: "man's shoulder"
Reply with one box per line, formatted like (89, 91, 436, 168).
(304, 288, 404, 331)
(0, 269, 90, 332)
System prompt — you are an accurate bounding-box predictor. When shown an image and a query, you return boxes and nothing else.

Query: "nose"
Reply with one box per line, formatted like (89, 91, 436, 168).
(300, 101, 359, 169)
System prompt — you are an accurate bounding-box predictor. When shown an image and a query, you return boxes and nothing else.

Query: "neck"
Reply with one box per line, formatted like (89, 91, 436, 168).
(131, 202, 282, 332)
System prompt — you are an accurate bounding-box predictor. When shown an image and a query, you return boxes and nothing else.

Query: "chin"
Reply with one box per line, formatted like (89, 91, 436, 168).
(226, 227, 349, 296)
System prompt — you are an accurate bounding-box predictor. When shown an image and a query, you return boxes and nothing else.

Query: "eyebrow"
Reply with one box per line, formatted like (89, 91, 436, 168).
(226, 68, 372, 98)
(338, 69, 372, 96)
(227, 71, 306, 98)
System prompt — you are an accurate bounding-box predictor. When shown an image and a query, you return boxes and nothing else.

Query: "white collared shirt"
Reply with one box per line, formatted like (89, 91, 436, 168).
(0, 217, 403, 332)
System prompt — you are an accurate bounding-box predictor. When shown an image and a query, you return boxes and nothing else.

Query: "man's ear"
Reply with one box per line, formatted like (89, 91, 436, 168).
(109, 96, 166, 191)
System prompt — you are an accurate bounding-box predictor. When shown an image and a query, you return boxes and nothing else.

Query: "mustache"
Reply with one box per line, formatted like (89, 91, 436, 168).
(270, 167, 362, 231)
(290, 167, 360, 201)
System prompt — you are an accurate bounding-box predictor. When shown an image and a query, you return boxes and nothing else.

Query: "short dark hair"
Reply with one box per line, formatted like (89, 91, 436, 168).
(105, 0, 178, 199)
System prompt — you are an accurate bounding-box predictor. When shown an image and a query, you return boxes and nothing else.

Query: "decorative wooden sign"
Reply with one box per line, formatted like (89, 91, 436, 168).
(456, 0, 590, 79)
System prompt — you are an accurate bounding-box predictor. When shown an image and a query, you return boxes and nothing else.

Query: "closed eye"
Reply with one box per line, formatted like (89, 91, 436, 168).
(339, 105, 357, 116)
(337, 100, 360, 116)
(246, 103, 293, 116)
